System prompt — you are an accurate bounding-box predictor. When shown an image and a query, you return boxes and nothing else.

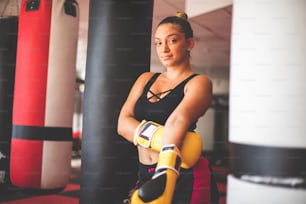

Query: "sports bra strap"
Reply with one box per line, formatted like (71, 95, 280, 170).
(143, 73, 161, 92)
(181, 73, 198, 85)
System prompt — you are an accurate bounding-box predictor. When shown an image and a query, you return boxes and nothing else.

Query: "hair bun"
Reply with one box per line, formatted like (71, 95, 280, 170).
(175, 11, 188, 20)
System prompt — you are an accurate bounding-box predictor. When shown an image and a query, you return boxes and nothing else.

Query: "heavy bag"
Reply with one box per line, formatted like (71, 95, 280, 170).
(80, 0, 153, 203)
(228, 0, 306, 203)
(0, 16, 18, 189)
(10, 0, 79, 189)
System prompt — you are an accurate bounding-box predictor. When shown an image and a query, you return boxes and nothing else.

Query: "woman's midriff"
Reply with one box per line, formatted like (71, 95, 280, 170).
(137, 146, 159, 165)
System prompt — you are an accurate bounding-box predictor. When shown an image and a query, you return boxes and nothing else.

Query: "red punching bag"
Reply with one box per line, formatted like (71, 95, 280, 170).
(10, 0, 79, 189)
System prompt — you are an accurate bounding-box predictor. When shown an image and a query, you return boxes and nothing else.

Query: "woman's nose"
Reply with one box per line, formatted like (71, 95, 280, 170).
(161, 42, 170, 52)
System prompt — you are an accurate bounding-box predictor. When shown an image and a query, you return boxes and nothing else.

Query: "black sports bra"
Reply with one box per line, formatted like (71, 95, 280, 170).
(134, 73, 198, 131)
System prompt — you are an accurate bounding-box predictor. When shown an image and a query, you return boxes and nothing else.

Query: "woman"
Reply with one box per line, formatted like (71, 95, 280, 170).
(118, 12, 217, 204)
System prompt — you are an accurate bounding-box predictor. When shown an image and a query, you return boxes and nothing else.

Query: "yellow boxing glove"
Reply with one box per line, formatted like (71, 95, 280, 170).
(131, 144, 181, 204)
(134, 120, 203, 169)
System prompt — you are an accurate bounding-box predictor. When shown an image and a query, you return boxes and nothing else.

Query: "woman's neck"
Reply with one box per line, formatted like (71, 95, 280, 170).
(164, 65, 193, 81)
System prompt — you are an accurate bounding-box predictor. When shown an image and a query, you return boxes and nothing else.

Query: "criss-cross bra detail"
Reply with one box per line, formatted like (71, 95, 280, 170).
(145, 73, 197, 103)
(134, 72, 199, 130)
(147, 89, 172, 100)
(146, 73, 198, 102)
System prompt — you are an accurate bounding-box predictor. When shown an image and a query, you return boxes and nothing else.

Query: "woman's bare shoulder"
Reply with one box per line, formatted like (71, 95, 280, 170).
(183, 74, 212, 98)
(189, 74, 212, 87)
(138, 71, 156, 80)
(134, 71, 157, 86)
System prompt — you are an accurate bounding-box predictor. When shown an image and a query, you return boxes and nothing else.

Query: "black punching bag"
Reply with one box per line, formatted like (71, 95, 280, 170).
(80, 1, 153, 203)
(0, 16, 18, 189)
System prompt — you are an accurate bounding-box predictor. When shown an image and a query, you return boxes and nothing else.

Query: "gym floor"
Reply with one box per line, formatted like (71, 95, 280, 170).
(0, 157, 81, 204)
(0, 156, 228, 204)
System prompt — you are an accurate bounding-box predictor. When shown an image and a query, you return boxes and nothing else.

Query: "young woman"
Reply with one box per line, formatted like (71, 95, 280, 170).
(118, 12, 218, 204)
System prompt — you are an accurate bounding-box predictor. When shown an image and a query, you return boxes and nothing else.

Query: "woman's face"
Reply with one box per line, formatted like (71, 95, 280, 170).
(154, 23, 194, 68)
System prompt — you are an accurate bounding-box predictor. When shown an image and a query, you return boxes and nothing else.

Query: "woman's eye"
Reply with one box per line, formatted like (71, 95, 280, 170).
(154, 41, 162, 47)
(168, 39, 177, 44)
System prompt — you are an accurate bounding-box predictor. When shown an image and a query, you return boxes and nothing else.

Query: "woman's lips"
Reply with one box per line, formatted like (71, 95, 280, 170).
(160, 55, 171, 61)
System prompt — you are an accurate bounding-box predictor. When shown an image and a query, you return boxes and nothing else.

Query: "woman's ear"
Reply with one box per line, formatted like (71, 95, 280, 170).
(187, 38, 195, 51)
